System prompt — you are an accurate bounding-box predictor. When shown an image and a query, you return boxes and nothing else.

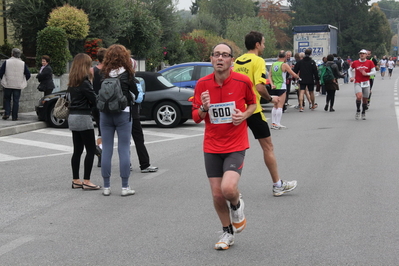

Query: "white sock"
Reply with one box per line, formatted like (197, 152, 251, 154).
(272, 107, 277, 124)
(273, 180, 282, 187)
(276, 108, 283, 125)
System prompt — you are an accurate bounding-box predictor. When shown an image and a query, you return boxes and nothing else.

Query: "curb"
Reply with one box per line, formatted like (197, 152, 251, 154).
(0, 121, 47, 137)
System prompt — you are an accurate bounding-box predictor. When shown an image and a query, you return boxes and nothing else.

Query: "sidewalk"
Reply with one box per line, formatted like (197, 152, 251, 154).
(0, 111, 47, 137)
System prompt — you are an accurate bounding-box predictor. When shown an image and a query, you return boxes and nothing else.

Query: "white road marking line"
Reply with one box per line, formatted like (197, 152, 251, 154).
(0, 236, 34, 256)
(0, 130, 203, 162)
(0, 137, 72, 152)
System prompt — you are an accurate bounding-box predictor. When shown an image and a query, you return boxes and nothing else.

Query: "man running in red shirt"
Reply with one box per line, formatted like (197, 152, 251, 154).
(348, 49, 376, 120)
(192, 43, 256, 250)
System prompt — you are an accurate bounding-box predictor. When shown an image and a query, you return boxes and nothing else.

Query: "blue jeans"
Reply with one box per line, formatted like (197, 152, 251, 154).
(3, 88, 21, 119)
(343, 71, 349, 83)
(100, 111, 132, 188)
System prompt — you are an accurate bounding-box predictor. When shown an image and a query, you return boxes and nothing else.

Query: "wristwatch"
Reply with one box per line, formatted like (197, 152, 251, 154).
(200, 105, 208, 112)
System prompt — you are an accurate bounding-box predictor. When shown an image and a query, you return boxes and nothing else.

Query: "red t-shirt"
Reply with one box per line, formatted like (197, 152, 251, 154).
(192, 71, 256, 153)
(351, 59, 375, 83)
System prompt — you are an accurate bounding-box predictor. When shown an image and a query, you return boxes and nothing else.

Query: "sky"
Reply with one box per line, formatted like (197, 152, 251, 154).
(176, 0, 383, 11)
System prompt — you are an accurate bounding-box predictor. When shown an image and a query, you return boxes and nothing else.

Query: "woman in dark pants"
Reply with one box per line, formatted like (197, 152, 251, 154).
(36, 55, 55, 96)
(68, 53, 101, 190)
(324, 54, 345, 112)
(90, 48, 107, 167)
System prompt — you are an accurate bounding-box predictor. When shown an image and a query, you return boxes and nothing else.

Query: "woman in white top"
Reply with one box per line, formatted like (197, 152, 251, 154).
(387, 57, 395, 78)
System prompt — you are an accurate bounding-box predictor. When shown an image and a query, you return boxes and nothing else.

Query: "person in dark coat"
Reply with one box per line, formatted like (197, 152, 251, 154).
(36, 55, 55, 96)
(324, 54, 345, 112)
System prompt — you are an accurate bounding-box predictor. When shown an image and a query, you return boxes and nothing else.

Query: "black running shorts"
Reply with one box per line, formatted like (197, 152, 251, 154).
(247, 112, 271, 139)
(204, 150, 246, 178)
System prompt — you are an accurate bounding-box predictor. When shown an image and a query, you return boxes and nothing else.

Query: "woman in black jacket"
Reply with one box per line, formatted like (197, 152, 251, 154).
(68, 53, 101, 190)
(324, 54, 345, 112)
(36, 55, 55, 96)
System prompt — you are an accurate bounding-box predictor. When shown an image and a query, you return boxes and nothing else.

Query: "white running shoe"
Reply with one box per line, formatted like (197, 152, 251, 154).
(355, 112, 360, 120)
(121, 187, 135, 196)
(277, 124, 287, 129)
(273, 180, 297, 197)
(214, 232, 234, 250)
(361, 113, 366, 120)
(271, 123, 278, 130)
(141, 166, 158, 173)
(231, 198, 246, 233)
(103, 187, 111, 196)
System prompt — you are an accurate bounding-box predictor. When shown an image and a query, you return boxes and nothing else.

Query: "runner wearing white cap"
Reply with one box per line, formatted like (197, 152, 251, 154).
(348, 49, 376, 120)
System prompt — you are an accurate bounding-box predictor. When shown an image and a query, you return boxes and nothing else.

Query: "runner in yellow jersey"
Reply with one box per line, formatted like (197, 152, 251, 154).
(233, 31, 297, 196)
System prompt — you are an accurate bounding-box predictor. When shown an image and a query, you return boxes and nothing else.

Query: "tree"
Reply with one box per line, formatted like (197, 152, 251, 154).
(47, 4, 89, 40)
(198, 0, 257, 36)
(5, 0, 125, 59)
(225, 16, 277, 57)
(258, 0, 292, 49)
(36, 27, 72, 75)
(182, 12, 223, 36)
(117, 0, 163, 70)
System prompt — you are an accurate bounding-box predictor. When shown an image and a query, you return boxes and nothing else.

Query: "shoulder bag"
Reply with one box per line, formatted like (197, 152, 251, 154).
(53, 93, 70, 119)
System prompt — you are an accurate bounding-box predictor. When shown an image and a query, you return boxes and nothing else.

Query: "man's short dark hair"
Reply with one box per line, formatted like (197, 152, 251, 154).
(327, 54, 334, 61)
(278, 51, 286, 58)
(304, 48, 312, 56)
(244, 31, 263, 51)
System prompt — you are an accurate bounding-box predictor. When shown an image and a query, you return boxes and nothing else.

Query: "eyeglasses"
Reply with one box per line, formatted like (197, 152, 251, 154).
(211, 52, 232, 58)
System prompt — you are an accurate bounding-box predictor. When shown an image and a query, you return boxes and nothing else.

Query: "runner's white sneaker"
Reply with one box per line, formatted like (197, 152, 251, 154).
(277, 124, 287, 129)
(273, 180, 297, 197)
(361, 113, 366, 120)
(231, 198, 246, 233)
(214, 232, 234, 250)
(271, 123, 279, 130)
(355, 112, 360, 120)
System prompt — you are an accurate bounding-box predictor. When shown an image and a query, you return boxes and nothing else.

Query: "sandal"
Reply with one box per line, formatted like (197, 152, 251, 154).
(72, 182, 83, 189)
(82, 183, 101, 190)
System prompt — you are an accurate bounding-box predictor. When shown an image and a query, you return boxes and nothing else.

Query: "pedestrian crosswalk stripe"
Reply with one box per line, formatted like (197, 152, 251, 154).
(0, 137, 72, 152)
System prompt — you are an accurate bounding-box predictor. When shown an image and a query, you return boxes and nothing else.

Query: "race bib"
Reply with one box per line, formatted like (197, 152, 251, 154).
(360, 81, 370, 88)
(209, 101, 236, 124)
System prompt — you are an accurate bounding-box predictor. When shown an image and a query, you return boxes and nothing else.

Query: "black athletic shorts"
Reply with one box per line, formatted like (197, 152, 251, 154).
(270, 89, 287, 96)
(204, 150, 246, 178)
(247, 112, 271, 139)
(300, 83, 315, 92)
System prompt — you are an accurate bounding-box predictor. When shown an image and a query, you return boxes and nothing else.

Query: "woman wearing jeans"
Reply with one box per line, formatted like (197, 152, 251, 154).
(68, 53, 101, 190)
(100, 44, 138, 196)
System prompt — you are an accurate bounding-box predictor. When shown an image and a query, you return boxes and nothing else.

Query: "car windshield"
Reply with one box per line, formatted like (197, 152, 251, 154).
(157, 75, 175, 88)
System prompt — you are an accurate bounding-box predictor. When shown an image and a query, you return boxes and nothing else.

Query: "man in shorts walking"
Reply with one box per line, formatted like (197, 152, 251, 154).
(348, 49, 376, 120)
(234, 31, 297, 196)
(192, 43, 257, 250)
(293, 48, 319, 111)
(269, 51, 300, 129)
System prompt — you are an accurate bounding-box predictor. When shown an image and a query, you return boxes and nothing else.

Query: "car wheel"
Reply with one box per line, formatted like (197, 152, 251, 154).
(153, 101, 181, 128)
(47, 102, 68, 128)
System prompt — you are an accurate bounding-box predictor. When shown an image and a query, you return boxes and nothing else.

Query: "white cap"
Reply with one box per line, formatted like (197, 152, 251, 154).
(359, 49, 367, 54)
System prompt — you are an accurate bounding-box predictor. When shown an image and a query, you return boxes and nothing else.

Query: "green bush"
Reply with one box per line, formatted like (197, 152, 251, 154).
(0, 39, 13, 58)
(47, 4, 89, 40)
(36, 26, 72, 76)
